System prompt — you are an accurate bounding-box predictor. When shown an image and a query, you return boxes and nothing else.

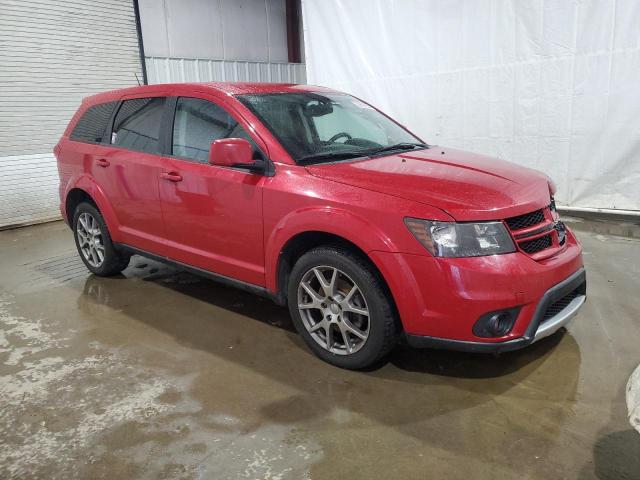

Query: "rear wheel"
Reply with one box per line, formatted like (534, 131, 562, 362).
(287, 246, 398, 369)
(73, 202, 130, 276)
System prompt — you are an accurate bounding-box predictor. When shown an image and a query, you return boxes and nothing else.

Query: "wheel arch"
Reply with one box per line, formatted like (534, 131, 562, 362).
(65, 188, 96, 224)
(272, 230, 400, 330)
(63, 176, 121, 240)
(266, 206, 400, 299)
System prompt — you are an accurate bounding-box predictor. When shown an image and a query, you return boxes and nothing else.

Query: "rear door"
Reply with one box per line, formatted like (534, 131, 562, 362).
(157, 95, 267, 286)
(92, 95, 168, 254)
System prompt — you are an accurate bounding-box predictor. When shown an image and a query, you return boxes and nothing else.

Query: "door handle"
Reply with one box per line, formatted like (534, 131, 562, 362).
(96, 158, 110, 168)
(161, 171, 183, 182)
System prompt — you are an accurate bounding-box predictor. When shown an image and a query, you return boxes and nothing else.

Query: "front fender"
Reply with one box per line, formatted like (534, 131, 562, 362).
(264, 205, 398, 292)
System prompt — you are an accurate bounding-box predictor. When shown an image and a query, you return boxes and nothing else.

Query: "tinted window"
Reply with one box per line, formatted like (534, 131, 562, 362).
(172, 97, 257, 163)
(70, 101, 117, 143)
(112, 97, 166, 154)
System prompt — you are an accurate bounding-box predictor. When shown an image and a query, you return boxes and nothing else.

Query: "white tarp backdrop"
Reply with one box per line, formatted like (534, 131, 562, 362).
(301, 0, 640, 212)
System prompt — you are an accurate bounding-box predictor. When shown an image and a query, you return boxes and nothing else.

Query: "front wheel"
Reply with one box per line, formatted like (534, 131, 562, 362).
(287, 246, 398, 369)
(73, 202, 130, 276)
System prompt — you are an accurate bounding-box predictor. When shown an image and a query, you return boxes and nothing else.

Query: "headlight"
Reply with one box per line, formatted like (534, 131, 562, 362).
(404, 218, 516, 257)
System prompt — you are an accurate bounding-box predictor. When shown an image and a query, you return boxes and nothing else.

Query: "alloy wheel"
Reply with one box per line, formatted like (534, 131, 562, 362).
(297, 266, 370, 355)
(76, 212, 105, 268)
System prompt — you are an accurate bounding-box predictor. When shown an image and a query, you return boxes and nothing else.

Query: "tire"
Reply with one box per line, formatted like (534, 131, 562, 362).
(72, 202, 130, 276)
(287, 246, 398, 369)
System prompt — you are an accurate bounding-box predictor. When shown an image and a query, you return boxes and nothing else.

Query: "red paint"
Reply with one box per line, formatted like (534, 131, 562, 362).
(57, 83, 584, 345)
(307, 147, 556, 221)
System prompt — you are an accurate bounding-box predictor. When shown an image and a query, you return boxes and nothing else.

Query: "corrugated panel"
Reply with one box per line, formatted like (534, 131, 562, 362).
(0, 0, 143, 228)
(146, 56, 307, 85)
(0, 154, 60, 228)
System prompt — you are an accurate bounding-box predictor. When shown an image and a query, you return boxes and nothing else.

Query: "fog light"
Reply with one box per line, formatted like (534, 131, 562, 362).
(488, 313, 512, 336)
(473, 308, 520, 338)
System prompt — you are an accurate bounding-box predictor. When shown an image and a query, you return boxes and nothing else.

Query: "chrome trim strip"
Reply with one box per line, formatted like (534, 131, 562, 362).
(533, 294, 586, 342)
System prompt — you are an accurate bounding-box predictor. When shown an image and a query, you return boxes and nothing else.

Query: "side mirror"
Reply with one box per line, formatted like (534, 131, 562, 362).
(209, 138, 260, 171)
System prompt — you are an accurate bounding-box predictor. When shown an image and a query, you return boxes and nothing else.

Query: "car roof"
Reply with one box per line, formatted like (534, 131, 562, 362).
(82, 82, 338, 104)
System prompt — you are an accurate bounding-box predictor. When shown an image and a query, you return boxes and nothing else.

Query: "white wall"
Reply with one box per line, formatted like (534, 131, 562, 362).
(0, 0, 143, 228)
(139, 0, 289, 62)
(302, 0, 640, 212)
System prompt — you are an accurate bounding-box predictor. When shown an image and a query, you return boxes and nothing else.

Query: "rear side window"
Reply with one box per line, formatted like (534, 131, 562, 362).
(70, 101, 117, 144)
(112, 97, 166, 154)
(172, 97, 258, 163)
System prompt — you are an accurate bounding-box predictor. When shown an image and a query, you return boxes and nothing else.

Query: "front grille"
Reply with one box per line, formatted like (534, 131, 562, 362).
(520, 234, 552, 254)
(542, 288, 582, 322)
(505, 209, 545, 230)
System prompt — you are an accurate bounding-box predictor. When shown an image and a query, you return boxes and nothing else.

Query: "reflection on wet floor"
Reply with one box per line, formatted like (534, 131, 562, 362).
(1, 221, 639, 479)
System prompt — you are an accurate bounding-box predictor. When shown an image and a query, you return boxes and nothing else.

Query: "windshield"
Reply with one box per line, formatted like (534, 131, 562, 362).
(237, 92, 426, 164)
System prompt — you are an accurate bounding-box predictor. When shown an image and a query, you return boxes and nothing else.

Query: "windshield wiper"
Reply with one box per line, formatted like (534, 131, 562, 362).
(298, 143, 428, 165)
(298, 151, 368, 165)
(365, 142, 429, 156)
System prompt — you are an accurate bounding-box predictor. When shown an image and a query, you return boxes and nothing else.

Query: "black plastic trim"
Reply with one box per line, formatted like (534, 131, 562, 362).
(115, 243, 277, 301)
(102, 100, 122, 146)
(522, 266, 586, 338)
(405, 332, 530, 353)
(406, 267, 587, 353)
(159, 96, 178, 156)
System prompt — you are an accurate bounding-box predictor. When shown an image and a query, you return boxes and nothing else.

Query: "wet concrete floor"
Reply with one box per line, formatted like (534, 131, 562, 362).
(0, 219, 639, 479)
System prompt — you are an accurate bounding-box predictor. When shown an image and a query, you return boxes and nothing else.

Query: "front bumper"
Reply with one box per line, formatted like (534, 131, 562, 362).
(405, 267, 586, 353)
(369, 226, 585, 350)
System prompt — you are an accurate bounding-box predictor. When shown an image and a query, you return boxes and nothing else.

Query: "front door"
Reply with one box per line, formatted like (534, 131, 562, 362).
(158, 96, 266, 286)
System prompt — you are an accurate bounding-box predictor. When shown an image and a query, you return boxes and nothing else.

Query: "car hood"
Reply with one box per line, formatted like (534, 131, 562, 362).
(305, 147, 553, 221)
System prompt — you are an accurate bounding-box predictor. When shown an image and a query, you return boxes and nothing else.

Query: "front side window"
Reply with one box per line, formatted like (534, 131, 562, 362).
(237, 92, 424, 164)
(172, 97, 257, 163)
(70, 101, 118, 144)
(111, 97, 166, 154)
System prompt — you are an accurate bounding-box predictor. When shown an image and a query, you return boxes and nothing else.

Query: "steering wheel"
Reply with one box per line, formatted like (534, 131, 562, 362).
(328, 132, 353, 143)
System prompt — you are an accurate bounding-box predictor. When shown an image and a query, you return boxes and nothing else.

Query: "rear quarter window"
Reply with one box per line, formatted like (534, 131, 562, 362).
(70, 101, 118, 144)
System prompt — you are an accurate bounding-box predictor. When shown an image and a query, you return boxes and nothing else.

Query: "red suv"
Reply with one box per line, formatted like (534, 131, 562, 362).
(56, 83, 586, 369)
